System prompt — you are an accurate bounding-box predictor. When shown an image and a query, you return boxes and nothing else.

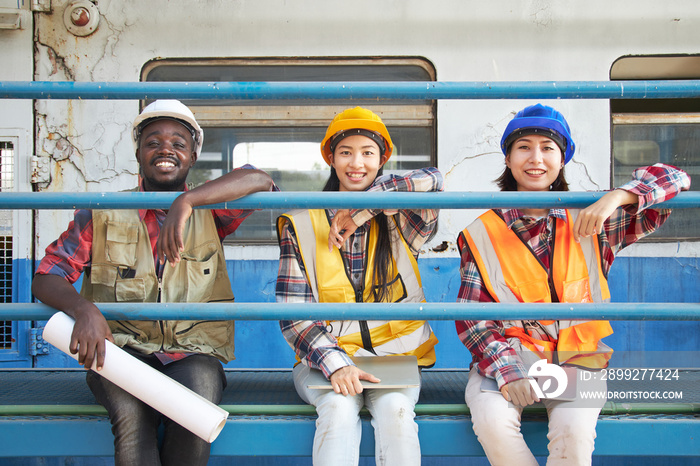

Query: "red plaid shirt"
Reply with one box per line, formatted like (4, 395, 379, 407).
(455, 163, 691, 388)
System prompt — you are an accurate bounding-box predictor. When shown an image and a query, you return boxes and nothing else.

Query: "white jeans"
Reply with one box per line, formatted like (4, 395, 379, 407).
(293, 363, 422, 466)
(465, 366, 606, 466)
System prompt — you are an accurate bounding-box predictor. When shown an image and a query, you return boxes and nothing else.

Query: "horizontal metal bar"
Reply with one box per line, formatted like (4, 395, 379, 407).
(4, 302, 699, 321)
(2, 402, 696, 417)
(1, 415, 697, 458)
(1, 191, 698, 210)
(2, 80, 700, 100)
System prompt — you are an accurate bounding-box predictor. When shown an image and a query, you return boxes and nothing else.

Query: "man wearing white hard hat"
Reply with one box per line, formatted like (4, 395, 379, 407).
(33, 100, 275, 466)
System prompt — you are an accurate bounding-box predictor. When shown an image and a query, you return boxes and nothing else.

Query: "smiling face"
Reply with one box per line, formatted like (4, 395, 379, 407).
(506, 134, 564, 192)
(329, 134, 387, 192)
(136, 119, 196, 192)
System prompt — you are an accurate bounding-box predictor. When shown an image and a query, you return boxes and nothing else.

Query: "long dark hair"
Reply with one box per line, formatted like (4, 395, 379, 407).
(495, 145, 570, 192)
(323, 166, 395, 302)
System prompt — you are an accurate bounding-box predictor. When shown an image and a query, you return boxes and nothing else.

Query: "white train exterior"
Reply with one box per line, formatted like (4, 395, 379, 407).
(0, 0, 697, 372)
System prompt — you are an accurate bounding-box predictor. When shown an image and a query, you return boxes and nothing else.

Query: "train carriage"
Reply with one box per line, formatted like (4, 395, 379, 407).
(0, 1, 698, 464)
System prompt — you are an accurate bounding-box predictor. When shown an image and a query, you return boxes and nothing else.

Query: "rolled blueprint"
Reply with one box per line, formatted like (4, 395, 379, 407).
(43, 311, 228, 443)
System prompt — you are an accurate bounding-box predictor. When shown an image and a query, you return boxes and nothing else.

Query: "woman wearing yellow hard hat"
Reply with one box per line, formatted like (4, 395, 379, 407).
(276, 107, 443, 465)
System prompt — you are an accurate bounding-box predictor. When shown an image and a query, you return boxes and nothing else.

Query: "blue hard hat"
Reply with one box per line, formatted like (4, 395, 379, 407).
(500, 104, 575, 164)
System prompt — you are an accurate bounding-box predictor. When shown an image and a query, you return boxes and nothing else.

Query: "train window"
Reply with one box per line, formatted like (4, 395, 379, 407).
(611, 55, 700, 240)
(142, 58, 436, 243)
(0, 141, 14, 349)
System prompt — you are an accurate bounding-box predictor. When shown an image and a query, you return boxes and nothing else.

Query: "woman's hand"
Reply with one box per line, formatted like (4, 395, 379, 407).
(500, 378, 539, 406)
(328, 210, 359, 251)
(329, 365, 381, 396)
(573, 189, 637, 243)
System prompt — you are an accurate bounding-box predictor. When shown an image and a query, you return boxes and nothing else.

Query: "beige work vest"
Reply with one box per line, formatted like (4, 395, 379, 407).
(81, 208, 236, 362)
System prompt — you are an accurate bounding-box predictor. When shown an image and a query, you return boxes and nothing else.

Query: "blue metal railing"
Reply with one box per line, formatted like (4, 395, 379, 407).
(1, 80, 700, 100)
(3, 302, 700, 322)
(1, 190, 698, 322)
(1, 191, 698, 210)
(1, 79, 698, 323)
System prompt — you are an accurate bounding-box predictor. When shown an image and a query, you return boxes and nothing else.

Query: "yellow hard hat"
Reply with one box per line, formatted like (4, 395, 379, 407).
(320, 107, 394, 165)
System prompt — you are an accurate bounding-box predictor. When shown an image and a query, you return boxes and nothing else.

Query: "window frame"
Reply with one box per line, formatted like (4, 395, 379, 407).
(610, 55, 699, 241)
(140, 57, 438, 244)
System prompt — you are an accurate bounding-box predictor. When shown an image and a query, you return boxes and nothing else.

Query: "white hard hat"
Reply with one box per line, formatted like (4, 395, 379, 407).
(132, 100, 204, 157)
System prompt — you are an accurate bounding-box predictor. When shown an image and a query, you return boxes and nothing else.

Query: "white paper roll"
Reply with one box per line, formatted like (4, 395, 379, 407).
(43, 311, 228, 443)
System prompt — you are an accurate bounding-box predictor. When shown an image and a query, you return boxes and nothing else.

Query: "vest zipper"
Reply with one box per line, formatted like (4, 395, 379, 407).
(548, 220, 560, 303)
(356, 234, 376, 355)
(334, 212, 376, 356)
(157, 274, 163, 303)
(157, 263, 165, 352)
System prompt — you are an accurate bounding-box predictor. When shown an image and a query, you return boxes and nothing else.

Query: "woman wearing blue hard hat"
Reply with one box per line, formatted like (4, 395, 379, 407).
(455, 104, 690, 465)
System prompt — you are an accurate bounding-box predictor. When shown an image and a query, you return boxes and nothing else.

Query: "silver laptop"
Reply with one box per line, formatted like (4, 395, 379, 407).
(307, 355, 420, 389)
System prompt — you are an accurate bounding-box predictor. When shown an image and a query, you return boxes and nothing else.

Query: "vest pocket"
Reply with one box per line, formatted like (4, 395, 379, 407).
(173, 320, 235, 359)
(115, 278, 147, 302)
(104, 221, 139, 266)
(319, 286, 352, 303)
(180, 241, 219, 302)
(562, 277, 593, 303)
(383, 274, 407, 302)
(363, 273, 407, 303)
(515, 278, 551, 303)
(90, 264, 117, 286)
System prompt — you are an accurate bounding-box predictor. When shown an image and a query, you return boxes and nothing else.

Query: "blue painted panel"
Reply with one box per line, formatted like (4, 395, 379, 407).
(225, 260, 294, 369)
(0, 259, 32, 366)
(223, 256, 700, 369)
(606, 257, 700, 368)
(18, 255, 700, 369)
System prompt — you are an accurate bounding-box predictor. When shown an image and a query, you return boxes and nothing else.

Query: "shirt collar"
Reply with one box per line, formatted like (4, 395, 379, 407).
(497, 207, 568, 229)
(137, 180, 188, 222)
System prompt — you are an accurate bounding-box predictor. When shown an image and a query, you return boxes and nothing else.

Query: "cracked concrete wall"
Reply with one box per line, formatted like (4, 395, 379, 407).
(30, 0, 700, 253)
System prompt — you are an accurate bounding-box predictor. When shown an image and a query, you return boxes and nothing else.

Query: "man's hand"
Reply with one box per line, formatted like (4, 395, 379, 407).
(329, 365, 381, 396)
(70, 303, 115, 371)
(157, 194, 194, 266)
(573, 189, 637, 243)
(500, 378, 539, 406)
(328, 210, 359, 251)
(32, 274, 114, 371)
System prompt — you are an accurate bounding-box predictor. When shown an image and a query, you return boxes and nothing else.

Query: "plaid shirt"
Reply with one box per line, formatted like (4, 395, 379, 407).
(36, 166, 275, 363)
(455, 163, 691, 388)
(277, 167, 443, 377)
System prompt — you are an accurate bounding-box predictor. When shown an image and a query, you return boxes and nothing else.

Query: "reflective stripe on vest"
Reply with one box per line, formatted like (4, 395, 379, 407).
(278, 209, 437, 367)
(459, 209, 613, 369)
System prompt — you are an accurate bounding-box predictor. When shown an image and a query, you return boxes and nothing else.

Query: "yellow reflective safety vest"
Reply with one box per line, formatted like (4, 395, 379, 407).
(278, 209, 438, 367)
(459, 209, 613, 369)
(81, 208, 236, 363)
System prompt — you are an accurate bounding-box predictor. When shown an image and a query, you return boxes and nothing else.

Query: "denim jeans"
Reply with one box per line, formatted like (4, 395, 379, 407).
(293, 363, 421, 466)
(87, 350, 226, 466)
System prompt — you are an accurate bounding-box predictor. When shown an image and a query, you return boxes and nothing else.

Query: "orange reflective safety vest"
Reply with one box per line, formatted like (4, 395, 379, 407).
(459, 209, 613, 369)
(278, 209, 438, 367)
